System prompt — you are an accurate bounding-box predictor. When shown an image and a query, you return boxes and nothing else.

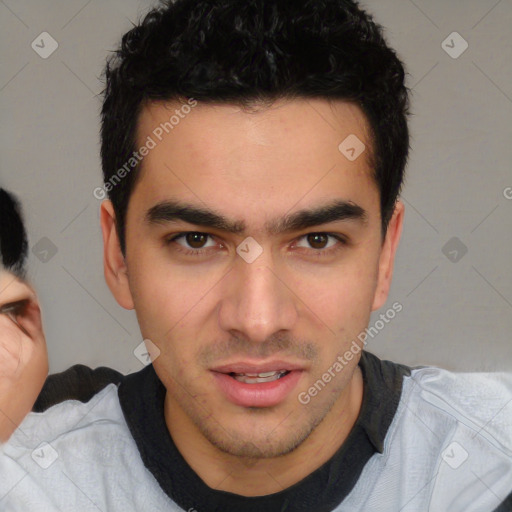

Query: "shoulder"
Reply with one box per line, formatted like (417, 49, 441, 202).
(344, 361, 512, 510)
(6, 378, 125, 454)
(404, 365, 512, 448)
(2, 364, 126, 451)
(32, 364, 124, 412)
(0, 366, 173, 511)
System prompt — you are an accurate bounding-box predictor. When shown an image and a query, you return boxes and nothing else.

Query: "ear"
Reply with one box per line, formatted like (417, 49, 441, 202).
(371, 200, 404, 311)
(99, 200, 134, 310)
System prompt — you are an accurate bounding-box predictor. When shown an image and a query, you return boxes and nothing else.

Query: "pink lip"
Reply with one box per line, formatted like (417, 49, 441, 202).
(211, 360, 305, 374)
(211, 369, 303, 407)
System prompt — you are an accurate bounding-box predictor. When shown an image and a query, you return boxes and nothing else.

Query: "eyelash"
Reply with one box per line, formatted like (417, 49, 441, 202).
(165, 232, 348, 258)
(0, 299, 29, 318)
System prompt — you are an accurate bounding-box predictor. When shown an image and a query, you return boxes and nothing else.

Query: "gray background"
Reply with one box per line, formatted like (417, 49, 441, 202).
(0, 0, 511, 375)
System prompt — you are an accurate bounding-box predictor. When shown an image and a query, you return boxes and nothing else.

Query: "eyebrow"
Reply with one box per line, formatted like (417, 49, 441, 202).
(145, 198, 368, 235)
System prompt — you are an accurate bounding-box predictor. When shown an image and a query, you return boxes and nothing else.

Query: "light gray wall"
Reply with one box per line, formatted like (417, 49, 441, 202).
(1, 0, 510, 374)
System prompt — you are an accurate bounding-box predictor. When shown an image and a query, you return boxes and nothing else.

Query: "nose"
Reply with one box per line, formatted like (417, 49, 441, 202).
(217, 250, 298, 345)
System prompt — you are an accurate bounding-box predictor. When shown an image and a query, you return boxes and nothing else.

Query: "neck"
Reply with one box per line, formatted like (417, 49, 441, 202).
(164, 365, 364, 496)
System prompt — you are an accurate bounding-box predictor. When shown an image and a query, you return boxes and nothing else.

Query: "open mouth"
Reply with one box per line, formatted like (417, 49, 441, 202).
(212, 368, 302, 407)
(229, 370, 291, 384)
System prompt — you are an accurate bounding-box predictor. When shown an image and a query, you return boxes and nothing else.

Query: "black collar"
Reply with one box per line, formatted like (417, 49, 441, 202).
(118, 351, 411, 512)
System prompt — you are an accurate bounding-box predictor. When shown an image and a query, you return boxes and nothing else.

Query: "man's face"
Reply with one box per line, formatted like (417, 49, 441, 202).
(104, 98, 401, 459)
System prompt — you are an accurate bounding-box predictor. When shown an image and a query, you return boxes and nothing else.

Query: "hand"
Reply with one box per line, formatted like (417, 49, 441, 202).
(0, 272, 48, 443)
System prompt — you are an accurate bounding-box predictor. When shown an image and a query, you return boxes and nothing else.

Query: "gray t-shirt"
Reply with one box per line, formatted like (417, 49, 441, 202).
(1, 351, 511, 511)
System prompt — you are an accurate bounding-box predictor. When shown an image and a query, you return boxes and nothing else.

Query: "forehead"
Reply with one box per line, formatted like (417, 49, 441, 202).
(130, 98, 379, 228)
(137, 97, 373, 166)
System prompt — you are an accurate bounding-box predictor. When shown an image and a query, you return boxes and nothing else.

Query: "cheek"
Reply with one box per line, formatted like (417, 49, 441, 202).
(127, 257, 213, 367)
(127, 255, 173, 341)
(290, 251, 379, 330)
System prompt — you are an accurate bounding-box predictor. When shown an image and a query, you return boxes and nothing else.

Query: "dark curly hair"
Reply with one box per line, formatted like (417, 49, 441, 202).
(100, 0, 410, 255)
(0, 188, 29, 279)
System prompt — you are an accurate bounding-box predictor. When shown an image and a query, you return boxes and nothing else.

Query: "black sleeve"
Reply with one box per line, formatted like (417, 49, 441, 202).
(492, 490, 512, 512)
(32, 364, 124, 412)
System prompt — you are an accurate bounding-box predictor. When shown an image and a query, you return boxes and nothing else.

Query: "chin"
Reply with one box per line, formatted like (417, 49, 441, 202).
(198, 410, 317, 460)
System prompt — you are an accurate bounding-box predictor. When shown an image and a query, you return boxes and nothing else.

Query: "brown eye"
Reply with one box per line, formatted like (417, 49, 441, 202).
(294, 233, 347, 256)
(185, 233, 209, 249)
(307, 233, 329, 249)
(166, 232, 217, 254)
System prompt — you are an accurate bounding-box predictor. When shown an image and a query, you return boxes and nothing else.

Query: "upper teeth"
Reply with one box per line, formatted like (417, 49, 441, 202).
(232, 370, 288, 384)
(235, 371, 284, 377)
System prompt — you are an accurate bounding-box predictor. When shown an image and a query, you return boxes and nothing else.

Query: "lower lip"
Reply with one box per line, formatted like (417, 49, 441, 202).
(212, 370, 303, 408)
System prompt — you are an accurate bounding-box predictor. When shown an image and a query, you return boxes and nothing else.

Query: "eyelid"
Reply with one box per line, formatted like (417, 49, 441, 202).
(166, 231, 348, 253)
(293, 233, 348, 253)
(0, 299, 30, 317)
(168, 232, 219, 247)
